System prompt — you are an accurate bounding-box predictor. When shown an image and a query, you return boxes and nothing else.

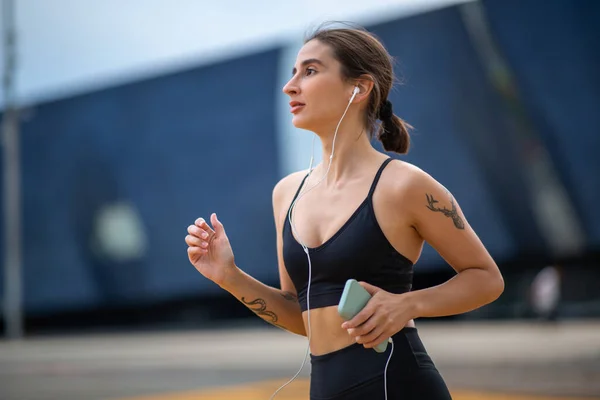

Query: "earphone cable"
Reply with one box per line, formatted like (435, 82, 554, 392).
(270, 88, 359, 399)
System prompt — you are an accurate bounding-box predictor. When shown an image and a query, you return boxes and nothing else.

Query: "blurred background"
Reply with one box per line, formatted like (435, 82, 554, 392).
(0, 0, 599, 399)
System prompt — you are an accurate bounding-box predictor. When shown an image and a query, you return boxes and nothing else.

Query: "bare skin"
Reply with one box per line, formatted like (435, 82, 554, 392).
(275, 156, 420, 355)
(185, 39, 504, 356)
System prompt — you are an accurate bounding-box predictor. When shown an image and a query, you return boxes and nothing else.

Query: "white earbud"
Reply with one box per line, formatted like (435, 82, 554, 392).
(348, 86, 359, 104)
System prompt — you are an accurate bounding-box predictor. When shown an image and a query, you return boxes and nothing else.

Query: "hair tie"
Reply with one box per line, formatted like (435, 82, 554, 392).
(379, 100, 393, 121)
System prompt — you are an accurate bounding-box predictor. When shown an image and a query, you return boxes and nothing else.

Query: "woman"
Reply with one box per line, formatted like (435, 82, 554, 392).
(185, 24, 504, 399)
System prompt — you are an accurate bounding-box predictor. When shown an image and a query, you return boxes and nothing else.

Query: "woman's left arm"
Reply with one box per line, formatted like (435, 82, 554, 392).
(405, 172, 504, 318)
(343, 170, 504, 348)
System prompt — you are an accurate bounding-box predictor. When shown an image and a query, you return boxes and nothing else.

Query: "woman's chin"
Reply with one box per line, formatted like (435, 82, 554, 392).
(292, 116, 321, 132)
(291, 116, 310, 130)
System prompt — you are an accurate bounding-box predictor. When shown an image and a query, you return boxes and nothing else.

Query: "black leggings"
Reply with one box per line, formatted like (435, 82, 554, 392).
(309, 327, 452, 399)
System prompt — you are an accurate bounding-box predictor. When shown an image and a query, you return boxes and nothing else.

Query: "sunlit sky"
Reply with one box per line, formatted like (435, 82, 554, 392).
(1, 0, 471, 107)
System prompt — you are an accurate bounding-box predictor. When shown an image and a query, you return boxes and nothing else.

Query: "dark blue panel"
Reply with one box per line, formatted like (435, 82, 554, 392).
(483, 0, 600, 244)
(368, 7, 518, 268)
(16, 48, 282, 313)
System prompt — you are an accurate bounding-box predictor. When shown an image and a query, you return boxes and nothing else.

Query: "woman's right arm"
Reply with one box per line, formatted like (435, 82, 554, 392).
(186, 174, 306, 336)
(219, 267, 305, 336)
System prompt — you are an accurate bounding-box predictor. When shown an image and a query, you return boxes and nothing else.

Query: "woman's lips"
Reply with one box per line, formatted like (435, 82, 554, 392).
(289, 101, 305, 114)
(291, 105, 304, 113)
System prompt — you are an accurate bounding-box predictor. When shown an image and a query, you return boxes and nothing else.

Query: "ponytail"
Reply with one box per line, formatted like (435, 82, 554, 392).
(377, 100, 411, 154)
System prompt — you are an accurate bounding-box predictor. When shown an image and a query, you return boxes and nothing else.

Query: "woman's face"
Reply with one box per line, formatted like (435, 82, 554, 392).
(283, 40, 354, 133)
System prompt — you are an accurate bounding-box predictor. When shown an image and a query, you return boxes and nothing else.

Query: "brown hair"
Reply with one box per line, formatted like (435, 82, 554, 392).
(305, 23, 412, 154)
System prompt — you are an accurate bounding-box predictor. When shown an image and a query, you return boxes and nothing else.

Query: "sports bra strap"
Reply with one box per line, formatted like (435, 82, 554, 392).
(290, 173, 310, 205)
(367, 158, 393, 198)
(289, 158, 391, 211)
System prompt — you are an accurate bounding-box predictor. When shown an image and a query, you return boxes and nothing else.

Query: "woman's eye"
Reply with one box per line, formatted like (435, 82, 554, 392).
(305, 68, 316, 76)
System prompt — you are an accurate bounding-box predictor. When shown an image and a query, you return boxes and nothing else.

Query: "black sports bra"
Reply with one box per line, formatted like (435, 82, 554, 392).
(282, 158, 414, 312)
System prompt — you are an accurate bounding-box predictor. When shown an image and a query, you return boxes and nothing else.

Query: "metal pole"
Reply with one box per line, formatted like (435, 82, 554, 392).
(2, 0, 23, 339)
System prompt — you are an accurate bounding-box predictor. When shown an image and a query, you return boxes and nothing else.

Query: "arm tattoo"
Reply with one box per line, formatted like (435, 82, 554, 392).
(241, 297, 285, 329)
(425, 192, 465, 230)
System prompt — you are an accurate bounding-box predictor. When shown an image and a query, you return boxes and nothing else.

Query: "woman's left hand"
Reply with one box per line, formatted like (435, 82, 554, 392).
(341, 282, 418, 349)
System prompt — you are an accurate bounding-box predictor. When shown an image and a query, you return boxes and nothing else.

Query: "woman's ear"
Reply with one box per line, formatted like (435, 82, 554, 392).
(353, 76, 375, 103)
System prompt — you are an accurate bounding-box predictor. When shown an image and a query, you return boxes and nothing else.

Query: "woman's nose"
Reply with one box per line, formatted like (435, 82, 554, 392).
(282, 78, 299, 96)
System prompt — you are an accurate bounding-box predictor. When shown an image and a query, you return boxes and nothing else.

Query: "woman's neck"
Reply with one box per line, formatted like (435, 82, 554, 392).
(312, 126, 378, 186)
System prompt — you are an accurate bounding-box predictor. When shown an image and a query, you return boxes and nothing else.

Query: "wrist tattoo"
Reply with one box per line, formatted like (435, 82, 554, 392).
(425, 192, 465, 230)
(241, 297, 285, 329)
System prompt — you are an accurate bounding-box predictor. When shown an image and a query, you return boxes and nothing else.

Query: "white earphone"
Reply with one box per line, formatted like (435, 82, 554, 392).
(271, 84, 394, 400)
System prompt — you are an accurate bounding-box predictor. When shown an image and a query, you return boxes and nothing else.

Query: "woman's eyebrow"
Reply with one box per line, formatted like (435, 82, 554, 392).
(292, 58, 325, 75)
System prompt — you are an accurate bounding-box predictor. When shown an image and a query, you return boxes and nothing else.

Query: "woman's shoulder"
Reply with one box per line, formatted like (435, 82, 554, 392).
(272, 169, 310, 209)
(378, 159, 450, 225)
(383, 159, 443, 199)
(386, 159, 431, 185)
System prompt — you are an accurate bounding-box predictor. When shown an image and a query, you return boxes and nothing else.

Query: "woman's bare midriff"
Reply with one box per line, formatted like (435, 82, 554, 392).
(303, 305, 415, 356)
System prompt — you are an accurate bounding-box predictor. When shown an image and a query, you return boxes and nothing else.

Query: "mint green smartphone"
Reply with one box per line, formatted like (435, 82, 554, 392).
(337, 279, 388, 353)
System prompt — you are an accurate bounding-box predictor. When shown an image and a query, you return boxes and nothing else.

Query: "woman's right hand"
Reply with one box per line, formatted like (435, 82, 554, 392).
(185, 213, 237, 287)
